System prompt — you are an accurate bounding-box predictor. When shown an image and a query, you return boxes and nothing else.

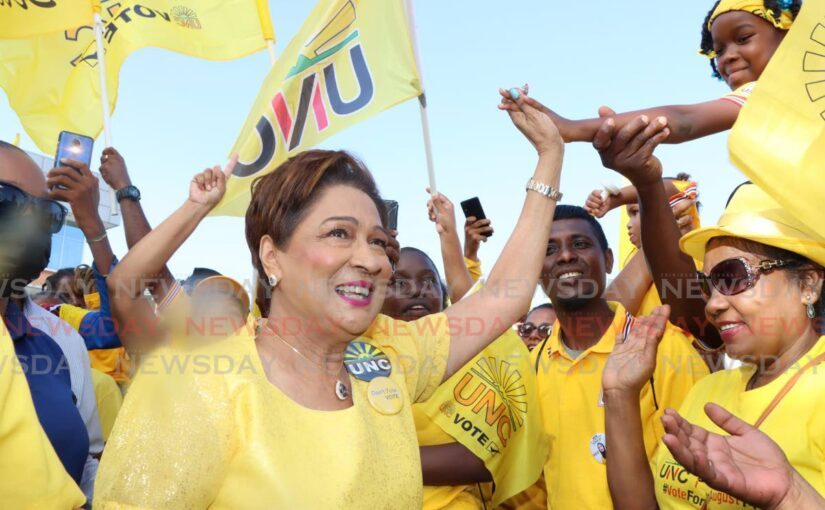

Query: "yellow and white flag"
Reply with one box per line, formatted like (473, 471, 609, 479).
(419, 331, 550, 507)
(213, 0, 423, 216)
(728, 0, 825, 239)
(0, 0, 273, 153)
(0, 0, 97, 39)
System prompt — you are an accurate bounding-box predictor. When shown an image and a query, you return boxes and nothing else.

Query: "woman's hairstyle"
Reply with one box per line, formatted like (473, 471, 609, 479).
(712, 236, 825, 321)
(246, 150, 387, 315)
(700, 0, 802, 80)
(73, 264, 96, 295)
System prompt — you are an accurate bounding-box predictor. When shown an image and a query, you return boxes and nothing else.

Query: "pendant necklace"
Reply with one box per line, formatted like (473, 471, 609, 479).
(270, 332, 349, 401)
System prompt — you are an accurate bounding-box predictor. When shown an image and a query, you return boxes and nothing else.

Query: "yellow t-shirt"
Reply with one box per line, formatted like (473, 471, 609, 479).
(530, 302, 709, 509)
(90, 368, 123, 442)
(95, 313, 450, 509)
(0, 316, 86, 508)
(653, 336, 825, 509)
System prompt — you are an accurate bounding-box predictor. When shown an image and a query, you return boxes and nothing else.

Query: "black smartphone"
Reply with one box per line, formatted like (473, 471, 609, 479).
(384, 200, 399, 231)
(460, 197, 492, 237)
(55, 131, 94, 169)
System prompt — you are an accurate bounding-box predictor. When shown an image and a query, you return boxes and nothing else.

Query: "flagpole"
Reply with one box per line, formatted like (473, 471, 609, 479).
(403, 0, 437, 194)
(267, 39, 277, 67)
(93, 12, 118, 215)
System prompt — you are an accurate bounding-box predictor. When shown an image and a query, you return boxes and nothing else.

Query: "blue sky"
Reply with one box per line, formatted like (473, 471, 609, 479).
(1, 0, 746, 287)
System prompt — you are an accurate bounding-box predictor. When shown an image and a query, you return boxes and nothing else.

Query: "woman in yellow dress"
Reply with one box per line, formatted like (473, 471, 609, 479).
(95, 89, 563, 508)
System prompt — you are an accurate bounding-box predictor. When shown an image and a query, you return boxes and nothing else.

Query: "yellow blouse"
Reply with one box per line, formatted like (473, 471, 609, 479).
(95, 313, 451, 509)
(654, 336, 825, 509)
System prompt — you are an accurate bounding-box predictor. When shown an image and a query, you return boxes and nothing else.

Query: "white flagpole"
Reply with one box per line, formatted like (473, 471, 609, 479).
(267, 39, 277, 67)
(403, 0, 437, 194)
(93, 12, 118, 215)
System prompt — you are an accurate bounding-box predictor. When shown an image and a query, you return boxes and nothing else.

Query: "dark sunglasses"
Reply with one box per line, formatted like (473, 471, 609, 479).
(518, 322, 553, 339)
(0, 181, 67, 234)
(697, 257, 798, 297)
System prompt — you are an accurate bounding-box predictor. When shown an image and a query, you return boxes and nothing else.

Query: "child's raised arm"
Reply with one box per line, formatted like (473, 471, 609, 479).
(526, 94, 743, 144)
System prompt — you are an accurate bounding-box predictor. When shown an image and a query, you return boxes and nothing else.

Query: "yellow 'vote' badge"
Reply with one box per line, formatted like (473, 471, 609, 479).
(366, 376, 404, 415)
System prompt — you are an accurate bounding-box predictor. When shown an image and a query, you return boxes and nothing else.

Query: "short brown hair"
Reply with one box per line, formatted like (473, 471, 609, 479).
(245, 150, 387, 315)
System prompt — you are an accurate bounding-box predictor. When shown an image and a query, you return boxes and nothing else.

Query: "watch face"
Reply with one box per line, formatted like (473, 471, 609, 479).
(118, 186, 140, 201)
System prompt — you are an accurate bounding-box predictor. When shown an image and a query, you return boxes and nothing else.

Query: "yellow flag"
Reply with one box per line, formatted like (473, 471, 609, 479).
(0, 0, 272, 154)
(0, 0, 97, 39)
(418, 331, 550, 506)
(728, 0, 825, 239)
(213, 0, 423, 216)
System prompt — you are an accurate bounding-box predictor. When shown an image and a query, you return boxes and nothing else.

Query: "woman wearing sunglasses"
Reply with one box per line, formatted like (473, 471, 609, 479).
(595, 117, 825, 508)
(518, 303, 556, 350)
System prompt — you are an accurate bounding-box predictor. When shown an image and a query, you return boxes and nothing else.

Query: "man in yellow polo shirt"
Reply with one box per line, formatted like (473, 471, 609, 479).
(529, 206, 708, 509)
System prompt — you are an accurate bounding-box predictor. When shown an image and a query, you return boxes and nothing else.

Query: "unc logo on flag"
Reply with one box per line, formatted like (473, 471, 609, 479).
(451, 356, 529, 449)
(233, 0, 376, 178)
(803, 20, 825, 120)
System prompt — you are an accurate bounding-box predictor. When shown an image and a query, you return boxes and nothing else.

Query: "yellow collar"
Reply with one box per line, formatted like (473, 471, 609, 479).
(545, 302, 633, 360)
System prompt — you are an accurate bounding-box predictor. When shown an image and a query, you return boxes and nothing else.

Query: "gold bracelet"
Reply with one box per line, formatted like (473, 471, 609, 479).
(87, 231, 108, 243)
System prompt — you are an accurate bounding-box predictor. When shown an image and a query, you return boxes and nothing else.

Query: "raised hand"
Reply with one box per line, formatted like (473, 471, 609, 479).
(671, 197, 698, 236)
(99, 147, 131, 191)
(427, 188, 457, 236)
(464, 217, 493, 260)
(47, 159, 101, 236)
(584, 189, 615, 218)
(593, 115, 670, 187)
(188, 154, 238, 208)
(602, 305, 669, 394)
(385, 229, 400, 272)
(516, 88, 577, 143)
(661, 403, 806, 510)
(499, 87, 563, 156)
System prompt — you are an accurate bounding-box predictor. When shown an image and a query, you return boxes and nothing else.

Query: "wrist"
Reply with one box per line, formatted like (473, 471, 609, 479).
(602, 387, 642, 406)
(80, 218, 106, 240)
(772, 471, 817, 510)
(112, 179, 132, 191)
(183, 198, 214, 219)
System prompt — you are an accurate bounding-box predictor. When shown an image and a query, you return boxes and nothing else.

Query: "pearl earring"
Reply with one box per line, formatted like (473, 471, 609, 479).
(268, 275, 279, 288)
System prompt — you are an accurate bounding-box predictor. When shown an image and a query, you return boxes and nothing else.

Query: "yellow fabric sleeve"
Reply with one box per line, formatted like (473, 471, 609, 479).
(464, 257, 482, 283)
(0, 321, 86, 508)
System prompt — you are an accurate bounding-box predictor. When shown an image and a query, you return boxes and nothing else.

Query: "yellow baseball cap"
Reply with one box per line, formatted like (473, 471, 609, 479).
(680, 183, 825, 268)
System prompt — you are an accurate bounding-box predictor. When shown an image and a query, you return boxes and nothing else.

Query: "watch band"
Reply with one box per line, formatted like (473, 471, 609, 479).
(525, 178, 563, 202)
(115, 185, 140, 202)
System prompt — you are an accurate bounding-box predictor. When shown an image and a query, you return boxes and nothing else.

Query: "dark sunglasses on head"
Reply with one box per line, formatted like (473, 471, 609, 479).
(697, 257, 799, 297)
(0, 181, 67, 234)
(518, 322, 553, 339)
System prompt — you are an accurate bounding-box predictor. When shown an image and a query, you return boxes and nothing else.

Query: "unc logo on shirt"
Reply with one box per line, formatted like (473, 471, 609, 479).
(344, 341, 392, 381)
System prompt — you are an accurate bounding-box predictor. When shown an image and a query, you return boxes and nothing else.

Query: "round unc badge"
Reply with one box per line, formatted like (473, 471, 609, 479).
(367, 376, 404, 415)
(344, 341, 392, 381)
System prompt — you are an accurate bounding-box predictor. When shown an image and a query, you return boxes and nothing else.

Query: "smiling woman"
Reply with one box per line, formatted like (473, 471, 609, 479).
(95, 88, 565, 508)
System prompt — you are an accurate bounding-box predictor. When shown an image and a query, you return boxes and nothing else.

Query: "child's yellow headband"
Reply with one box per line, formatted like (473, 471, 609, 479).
(701, 0, 795, 58)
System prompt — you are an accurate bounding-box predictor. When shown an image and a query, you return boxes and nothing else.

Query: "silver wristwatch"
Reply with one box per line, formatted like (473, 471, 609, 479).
(526, 178, 563, 201)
